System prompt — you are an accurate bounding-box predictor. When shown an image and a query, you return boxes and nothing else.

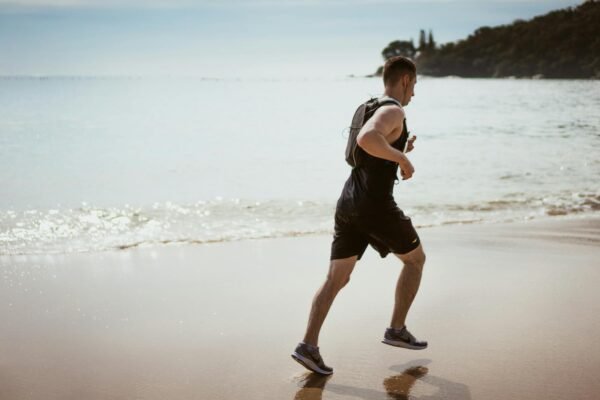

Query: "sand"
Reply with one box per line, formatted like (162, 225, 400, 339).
(1, 215, 599, 400)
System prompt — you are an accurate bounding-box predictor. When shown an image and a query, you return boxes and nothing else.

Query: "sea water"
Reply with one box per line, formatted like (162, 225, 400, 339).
(1, 76, 598, 254)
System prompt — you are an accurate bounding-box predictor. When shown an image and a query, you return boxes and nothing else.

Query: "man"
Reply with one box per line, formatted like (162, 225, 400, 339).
(292, 56, 427, 375)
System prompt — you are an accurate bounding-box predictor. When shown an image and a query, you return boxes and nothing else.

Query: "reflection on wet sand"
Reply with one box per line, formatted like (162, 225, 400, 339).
(387, 360, 472, 400)
(292, 360, 471, 400)
(384, 366, 429, 399)
(293, 373, 332, 400)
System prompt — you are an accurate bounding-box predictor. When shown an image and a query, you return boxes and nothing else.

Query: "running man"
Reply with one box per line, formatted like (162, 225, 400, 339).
(292, 56, 427, 375)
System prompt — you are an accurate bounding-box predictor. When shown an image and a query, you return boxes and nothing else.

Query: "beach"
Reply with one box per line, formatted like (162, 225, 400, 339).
(2, 215, 599, 400)
(2, 2, 599, 399)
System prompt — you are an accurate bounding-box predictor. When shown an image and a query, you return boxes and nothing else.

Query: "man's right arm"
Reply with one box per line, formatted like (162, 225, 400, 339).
(356, 106, 414, 180)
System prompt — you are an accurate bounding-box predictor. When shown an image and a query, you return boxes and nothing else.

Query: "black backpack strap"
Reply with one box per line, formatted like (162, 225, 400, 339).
(377, 96, 402, 108)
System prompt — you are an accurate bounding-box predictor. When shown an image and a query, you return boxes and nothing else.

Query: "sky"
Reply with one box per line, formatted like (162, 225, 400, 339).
(0, 0, 585, 78)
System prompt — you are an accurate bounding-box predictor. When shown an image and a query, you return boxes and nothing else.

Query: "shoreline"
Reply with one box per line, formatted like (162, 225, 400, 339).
(2, 211, 599, 258)
(1, 215, 599, 399)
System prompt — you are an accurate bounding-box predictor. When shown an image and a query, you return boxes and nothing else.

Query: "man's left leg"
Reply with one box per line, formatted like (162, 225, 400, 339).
(292, 256, 358, 375)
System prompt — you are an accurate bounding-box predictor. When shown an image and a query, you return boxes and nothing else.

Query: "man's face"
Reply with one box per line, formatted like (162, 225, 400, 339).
(401, 75, 417, 106)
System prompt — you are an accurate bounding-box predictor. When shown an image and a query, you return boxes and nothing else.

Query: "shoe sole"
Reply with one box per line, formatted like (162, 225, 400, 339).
(291, 352, 333, 375)
(381, 339, 428, 350)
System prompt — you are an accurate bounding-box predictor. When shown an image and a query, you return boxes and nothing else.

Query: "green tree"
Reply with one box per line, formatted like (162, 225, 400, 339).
(382, 40, 416, 59)
(428, 30, 436, 50)
(418, 29, 427, 51)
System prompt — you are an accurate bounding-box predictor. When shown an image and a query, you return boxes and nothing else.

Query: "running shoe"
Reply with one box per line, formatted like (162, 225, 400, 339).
(382, 326, 428, 350)
(291, 343, 334, 375)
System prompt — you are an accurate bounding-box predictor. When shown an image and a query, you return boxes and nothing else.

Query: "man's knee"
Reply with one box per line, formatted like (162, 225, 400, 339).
(326, 273, 351, 291)
(395, 245, 426, 270)
(326, 257, 356, 291)
(413, 250, 426, 268)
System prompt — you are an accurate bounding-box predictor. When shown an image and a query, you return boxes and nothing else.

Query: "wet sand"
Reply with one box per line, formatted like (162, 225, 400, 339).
(1, 216, 599, 400)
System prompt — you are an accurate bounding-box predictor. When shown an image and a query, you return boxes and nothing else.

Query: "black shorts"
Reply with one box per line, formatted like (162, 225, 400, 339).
(330, 207, 420, 260)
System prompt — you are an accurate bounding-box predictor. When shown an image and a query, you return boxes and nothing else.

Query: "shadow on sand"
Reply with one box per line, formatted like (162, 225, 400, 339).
(293, 359, 471, 400)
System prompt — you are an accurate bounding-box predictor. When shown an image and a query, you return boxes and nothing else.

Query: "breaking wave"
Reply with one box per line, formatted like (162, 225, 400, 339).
(1, 191, 598, 255)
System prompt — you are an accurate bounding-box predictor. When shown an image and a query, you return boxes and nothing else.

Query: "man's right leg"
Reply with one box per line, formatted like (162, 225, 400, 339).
(382, 244, 427, 350)
(303, 255, 357, 346)
(292, 256, 357, 375)
(390, 244, 426, 330)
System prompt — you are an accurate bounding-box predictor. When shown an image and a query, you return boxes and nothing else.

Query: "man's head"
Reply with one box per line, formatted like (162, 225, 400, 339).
(383, 56, 417, 106)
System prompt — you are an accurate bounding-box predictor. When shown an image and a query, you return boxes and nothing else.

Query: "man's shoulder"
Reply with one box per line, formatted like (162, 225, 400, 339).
(374, 102, 405, 119)
(370, 103, 405, 129)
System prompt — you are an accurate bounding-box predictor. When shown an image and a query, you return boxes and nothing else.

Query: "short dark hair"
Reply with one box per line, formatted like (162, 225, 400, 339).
(383, 56, 416, 87)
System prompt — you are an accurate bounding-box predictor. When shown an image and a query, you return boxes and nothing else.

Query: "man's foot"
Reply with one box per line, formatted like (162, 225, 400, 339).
(291, 343, 334, 375)
(382, 326, 428, 350)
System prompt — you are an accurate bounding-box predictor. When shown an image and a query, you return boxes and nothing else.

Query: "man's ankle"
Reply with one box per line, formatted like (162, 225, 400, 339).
(389, 325, 406, 333)
(301, 341, 319, 351)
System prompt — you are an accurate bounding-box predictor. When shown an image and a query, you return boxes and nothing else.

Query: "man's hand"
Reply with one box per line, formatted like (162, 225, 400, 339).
(405, 135, 417, 153)
(398, 155, 415, 180)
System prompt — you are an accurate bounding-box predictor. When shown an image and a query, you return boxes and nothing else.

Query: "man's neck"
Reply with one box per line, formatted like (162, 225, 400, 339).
(383, 91, 402, 103)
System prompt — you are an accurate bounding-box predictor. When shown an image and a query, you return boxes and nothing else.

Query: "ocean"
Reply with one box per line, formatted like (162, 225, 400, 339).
(1, 76, 599, 255)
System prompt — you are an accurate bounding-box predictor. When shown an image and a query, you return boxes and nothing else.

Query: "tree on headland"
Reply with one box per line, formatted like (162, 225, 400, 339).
(427, 30, 436, 51)
(373, 40, 417, 76)
(381, 29, 434, 64)
(418, 30, 427, 52)
(382, 40, 417, 60)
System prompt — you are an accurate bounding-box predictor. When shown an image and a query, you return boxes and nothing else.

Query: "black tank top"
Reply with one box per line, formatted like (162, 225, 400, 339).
(336, 119, 409, 214)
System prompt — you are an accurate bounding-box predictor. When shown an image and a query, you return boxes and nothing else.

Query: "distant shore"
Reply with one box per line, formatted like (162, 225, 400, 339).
(356, 73, 599, 80)
(375, 1, 600, 80)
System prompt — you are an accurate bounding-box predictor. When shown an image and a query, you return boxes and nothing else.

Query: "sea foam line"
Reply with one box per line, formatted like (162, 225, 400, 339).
(1, 191, 598, 255)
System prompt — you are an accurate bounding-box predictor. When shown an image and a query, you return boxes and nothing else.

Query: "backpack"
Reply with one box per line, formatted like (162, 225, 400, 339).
(345, 96, 402, 167)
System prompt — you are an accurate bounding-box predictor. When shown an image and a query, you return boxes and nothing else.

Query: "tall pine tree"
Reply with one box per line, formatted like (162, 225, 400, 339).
(428, 30, 436, 50)
(418, 29, 427, 51)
